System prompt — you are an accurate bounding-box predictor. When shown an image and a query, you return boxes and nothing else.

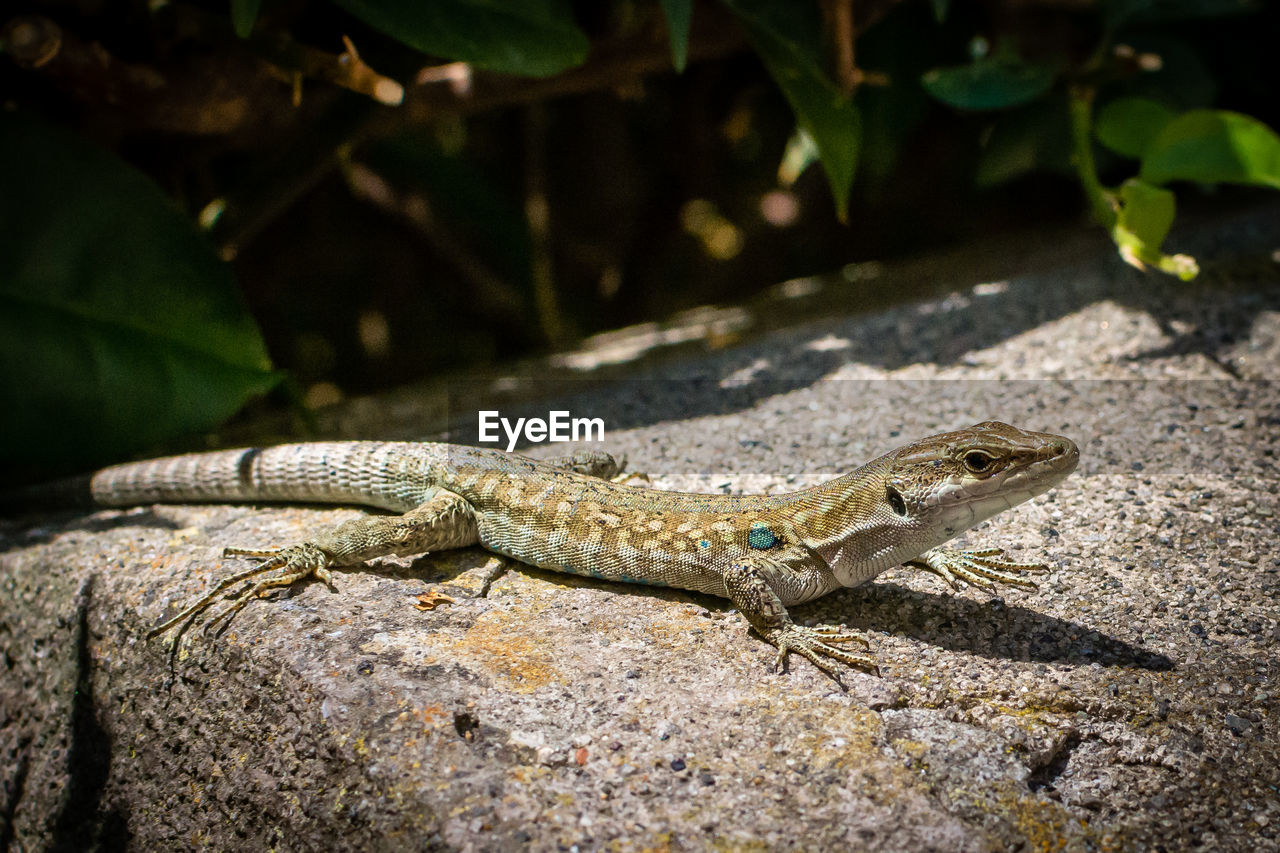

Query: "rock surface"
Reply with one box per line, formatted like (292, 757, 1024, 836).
(3, 208, 1278, 851)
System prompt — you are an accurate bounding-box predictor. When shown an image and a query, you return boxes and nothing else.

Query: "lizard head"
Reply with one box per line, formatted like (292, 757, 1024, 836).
(884, 420, 1078, 540)
(790, 421, 1079, 588)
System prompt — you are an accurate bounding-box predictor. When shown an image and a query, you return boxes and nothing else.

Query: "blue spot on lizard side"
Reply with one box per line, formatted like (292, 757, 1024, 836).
(748, 522, 778, 550)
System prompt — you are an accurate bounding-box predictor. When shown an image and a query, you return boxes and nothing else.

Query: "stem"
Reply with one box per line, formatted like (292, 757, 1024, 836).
(1067, 85, 1116, 229)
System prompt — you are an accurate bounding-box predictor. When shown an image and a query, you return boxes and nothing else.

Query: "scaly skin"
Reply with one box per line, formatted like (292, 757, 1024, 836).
(81, 421, 1078, 679)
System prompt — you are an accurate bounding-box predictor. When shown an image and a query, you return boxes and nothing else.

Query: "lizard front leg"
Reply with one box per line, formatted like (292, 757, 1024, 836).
(722, 559, 876, 683)
(905, 546, 1049, 592)
(148, 490, 478, 639)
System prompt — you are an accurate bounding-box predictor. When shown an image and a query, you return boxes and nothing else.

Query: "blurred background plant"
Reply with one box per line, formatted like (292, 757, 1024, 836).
(1, 0, 1277, 473)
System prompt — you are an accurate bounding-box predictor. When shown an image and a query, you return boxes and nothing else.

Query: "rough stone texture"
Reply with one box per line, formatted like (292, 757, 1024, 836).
(2, 206, 1278, 851)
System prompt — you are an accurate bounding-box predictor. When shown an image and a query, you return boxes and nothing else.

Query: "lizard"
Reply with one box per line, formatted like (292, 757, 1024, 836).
(9, 421, 1078, 678)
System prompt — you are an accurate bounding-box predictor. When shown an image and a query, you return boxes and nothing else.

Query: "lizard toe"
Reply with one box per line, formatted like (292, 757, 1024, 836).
(766, 624, 878, 680)
(810, 625, 871, 648)
(912, 546, 1048, 593)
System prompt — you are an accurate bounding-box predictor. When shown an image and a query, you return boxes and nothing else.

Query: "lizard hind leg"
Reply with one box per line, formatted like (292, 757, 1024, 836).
(145, 543, 331, 640)
(540, 450, 624, 479)
(540, 450, 651, 486)
(146, 490, 481, 641)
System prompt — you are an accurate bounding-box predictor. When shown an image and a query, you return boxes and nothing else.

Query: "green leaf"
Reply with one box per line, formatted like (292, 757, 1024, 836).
(1095, 96, 1177, 159)
(1111, 179, 1198, 279)
(330, 0, 589, 77)
(1140, 110, 1280, 189)
(930, 0, 951, 22)
(922, 56, 1056, 111)
(0, 113, 279, 470)
(1116, 178, 1175, 248)
(230, 0, 262, 39)
(658, 0, 692, 72)
(1068, 88, 1197, 279)
(722, 0, 861, 220)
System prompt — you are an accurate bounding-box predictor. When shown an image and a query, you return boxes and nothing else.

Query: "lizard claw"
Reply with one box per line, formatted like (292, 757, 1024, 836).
(764, 623, 878, 682)
(909, 546, 1049, 592)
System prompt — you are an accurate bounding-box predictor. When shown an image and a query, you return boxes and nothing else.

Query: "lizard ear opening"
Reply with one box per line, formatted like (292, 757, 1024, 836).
(886, 485, 907, 516)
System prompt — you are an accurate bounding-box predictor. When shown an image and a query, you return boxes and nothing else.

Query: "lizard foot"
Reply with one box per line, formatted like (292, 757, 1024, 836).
(763, 623, 878, 681)
(146, 542, 334, 640)
(908, 546, 1049, 592)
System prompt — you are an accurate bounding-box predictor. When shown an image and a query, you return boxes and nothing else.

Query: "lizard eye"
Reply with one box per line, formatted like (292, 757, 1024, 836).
(886, 485, 907, 516)
(963, 451, 996, 473)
